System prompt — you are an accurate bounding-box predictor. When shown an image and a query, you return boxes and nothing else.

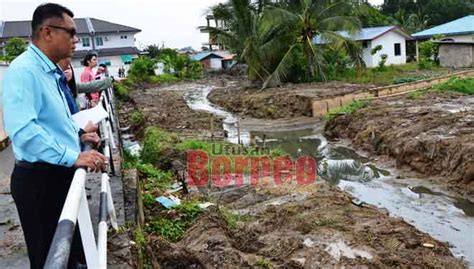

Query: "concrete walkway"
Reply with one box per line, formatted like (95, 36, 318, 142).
(0, 145, 29, 268)
(0, 143, 128, 268)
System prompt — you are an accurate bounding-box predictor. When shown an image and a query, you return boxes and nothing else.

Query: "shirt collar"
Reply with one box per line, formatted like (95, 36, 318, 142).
(28, 43, 58, 74)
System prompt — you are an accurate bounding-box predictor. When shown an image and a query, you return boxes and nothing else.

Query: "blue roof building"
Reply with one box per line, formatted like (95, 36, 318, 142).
(412, 15, 474, 40)
(313, 26, 413, 68)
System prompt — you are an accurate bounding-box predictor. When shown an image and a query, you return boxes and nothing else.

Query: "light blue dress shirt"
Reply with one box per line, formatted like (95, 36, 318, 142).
(2, 44, 80, 167)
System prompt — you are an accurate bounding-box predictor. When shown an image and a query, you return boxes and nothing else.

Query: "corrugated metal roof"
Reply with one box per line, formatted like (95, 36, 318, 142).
(72, 46, 140, 59)
(313, 26, 411, 44)
(412, 15, 474, 39)
(88, 18, 140, 33)
(190, 52, 223, 61)
(0, 18, 140, 38)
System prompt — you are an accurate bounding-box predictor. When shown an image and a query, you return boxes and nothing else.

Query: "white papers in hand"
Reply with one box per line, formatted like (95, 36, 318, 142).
(72, 105, 108, 129)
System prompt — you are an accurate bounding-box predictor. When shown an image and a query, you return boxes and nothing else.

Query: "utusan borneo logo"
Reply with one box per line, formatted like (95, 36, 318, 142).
(186, 144, 317, 187)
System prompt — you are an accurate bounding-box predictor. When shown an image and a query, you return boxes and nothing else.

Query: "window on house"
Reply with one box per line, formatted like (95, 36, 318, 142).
(82, 37, 90, 47)
(96, 37, 104, 46)
(121, 35, 128, 39)
(362, 41, 368, 48)
(394, 43, 401, 56)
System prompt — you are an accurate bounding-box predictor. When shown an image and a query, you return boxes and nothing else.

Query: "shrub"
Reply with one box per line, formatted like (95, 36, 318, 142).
(128, 57, 156, 82)
(149, 74, 179, 84)
(114, 83, 129, 101)
(146, 201, 204, 242)
(3, 37, 27, 63)
(141, 127, 180, 165)
(131, 111, 143, 125)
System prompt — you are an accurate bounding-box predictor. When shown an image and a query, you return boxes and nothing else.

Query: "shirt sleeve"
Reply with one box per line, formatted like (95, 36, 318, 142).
(2, 68, 80, 167)
(77, 77, 112, 94)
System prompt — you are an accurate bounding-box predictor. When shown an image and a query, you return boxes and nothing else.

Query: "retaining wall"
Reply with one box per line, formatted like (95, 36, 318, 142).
(312, 70, 474, 118)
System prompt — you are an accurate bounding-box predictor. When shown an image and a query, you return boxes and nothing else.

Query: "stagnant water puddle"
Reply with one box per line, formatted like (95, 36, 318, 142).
(185, 85, 474, 266)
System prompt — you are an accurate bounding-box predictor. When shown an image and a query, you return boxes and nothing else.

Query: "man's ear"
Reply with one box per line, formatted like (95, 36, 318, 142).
(41, 27, 53, 42)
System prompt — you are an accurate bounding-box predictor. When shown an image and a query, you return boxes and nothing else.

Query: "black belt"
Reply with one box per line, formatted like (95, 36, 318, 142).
(15, 160, 71, 171)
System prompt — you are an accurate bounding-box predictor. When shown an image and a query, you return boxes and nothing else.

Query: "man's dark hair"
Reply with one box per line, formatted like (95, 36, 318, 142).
(99, 63, 107, 68)
(32, 3, 74, 39)
(82, 53, 97, 67)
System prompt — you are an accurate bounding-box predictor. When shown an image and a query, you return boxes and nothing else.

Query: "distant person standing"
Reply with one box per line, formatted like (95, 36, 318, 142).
(80, 52, 100, 106)
(2, 3, 106, 268)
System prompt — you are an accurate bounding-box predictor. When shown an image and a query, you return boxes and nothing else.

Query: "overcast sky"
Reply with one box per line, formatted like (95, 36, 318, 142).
(0, 0, 383, 50)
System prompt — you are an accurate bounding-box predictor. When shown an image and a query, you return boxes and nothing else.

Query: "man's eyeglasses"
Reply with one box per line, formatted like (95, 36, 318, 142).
(46, 25, 77, 38)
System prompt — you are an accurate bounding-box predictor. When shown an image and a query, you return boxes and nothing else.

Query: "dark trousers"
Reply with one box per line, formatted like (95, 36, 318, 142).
(10, 163, 85, 269)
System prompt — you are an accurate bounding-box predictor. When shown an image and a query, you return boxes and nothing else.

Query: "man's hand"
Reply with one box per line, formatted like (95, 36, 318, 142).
(80, 132, 101, 146)
(84, 121, 98, 133)
(75, 150, 107, 172)
(114, 77, 125, 83)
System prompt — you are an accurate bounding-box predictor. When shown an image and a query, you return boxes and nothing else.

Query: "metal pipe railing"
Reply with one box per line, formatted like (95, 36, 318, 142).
(44, 87, 118, 269)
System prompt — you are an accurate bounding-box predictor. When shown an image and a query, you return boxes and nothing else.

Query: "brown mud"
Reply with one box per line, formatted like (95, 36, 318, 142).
(325, 91, 474, 199)
(118, 81, 468, 268)
(118, 82, 225, 140)
(208, 82, 374, 119)
(147, 183, 465, 268)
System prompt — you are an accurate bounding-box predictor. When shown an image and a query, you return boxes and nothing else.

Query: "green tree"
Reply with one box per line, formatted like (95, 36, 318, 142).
(3, 37, 27, 63)
(206, 0, 284, 81)
(263, 0, 361, 87)
(353, 3, 394, 27)
(144, 44, 160, 58)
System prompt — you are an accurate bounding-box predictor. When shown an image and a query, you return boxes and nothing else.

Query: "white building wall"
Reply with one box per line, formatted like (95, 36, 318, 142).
(76, 33, 137, 50)
(362, 41, 373, 68)
(97, 34, 136, 49)
(441, 34, 474, 42)
(370, 31, 407, 67)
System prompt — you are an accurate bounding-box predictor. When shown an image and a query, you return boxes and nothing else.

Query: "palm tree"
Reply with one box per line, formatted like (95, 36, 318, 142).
(205, 0, 282, 81)
(262, 0, 361, 88)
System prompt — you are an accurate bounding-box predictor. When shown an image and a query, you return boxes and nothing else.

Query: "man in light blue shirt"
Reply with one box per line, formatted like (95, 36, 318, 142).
(2, 3, 106, 268)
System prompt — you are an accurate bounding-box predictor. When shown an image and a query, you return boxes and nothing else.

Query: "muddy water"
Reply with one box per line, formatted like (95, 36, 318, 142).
(184, 85, 474, 267)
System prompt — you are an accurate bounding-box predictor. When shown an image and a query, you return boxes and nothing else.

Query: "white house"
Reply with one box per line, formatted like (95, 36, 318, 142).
(0, 18, 141, 76)
(313, 26, 413, 68)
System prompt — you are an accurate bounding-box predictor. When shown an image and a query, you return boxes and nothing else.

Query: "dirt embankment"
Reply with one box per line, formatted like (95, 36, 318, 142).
(148, 183, 465, 268)
(325, 91, 474, 198)
(118, 82, 225, 140)
(208, 82, 374, 119)
(117, 81, 467, 268)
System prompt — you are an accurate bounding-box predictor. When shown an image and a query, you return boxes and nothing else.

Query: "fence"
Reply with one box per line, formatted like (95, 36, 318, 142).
(44, 85, 119, 269)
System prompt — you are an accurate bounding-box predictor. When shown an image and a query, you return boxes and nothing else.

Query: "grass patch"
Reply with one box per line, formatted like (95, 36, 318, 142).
(141, 127, 180, 165)
(434, 77, 474, 95)
(332, 63, 443, 86)
(312, 217, 345, 230)
(219, 206, 251, 229)
(176, 139, 214, 152)
(146, 201, 204, 242)
(114, 83, 130, 101)
(407, 89, 429, 99)
(255, 257, 272, 268)
(325, 100, 369, 120)
(130, 111, 143, 125)
(149, 74, 179, 84)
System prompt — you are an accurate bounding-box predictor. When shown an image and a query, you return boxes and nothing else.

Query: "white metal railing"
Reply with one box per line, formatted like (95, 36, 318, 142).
(44, 86, 119, 269)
